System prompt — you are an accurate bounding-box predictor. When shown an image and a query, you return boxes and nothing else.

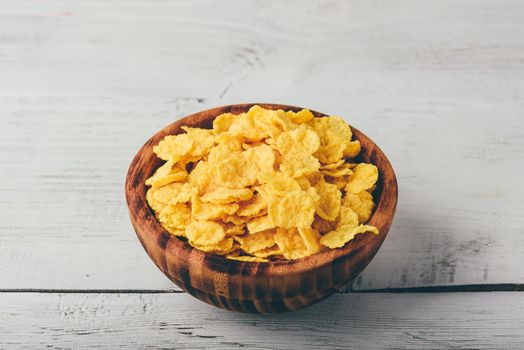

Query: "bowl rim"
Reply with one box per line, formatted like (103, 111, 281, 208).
(125, 103, 398, 275)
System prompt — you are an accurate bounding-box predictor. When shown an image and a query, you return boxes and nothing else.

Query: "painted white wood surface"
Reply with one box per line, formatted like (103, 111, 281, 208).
(1, 0, 524, 291)
(1, 292, 523, 349)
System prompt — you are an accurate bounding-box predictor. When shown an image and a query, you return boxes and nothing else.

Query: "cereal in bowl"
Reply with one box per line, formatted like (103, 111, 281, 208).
(145, 105, 378, 261)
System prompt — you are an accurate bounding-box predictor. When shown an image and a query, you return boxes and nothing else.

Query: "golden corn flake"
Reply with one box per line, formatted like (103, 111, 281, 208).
(236, 194, 267, 217)
(314, 181, 342, 221)
(274, 228, 310, 260)
(180, 126, 214, 157)
(153, 182, 195, 205)
(145, 105, 379, 260)
(186, 221, 225, 246)
(224, 223, 246, 236)
(145, 160, 188, 188)
(200, 187, 253, 204)
(235, 229, 275, 254)
(320, 224, 379, 249)
(146, 187, 167, 213)
(280, 151, 320, 178)
(344, 140, 361, 158)
(345, 163, 378, 194)
(192, 201, 239, 221)
(337, 206, 359, 228)
(246, 215, 275, 234)
(343, 191, 375, 224)
(309, 116, 353, 164)
(194, 238, 235, 254)
(268, 188, 319, 229)
(276, 125, 320, 155)
(286, 109, 314, 124)
(251, 245, 282, 258)
(158, 204, 192, 230)
(221, 215, 250, 225)
(153, 134, 193, 162)
(297, 228, 321, 255)
(319, 159, 345, 170)
(320, 162, 354, 177)
(212, 113, 236, 135)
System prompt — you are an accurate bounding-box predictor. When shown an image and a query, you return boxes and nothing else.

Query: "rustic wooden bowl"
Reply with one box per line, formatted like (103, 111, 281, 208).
(125, 103, 397, 313)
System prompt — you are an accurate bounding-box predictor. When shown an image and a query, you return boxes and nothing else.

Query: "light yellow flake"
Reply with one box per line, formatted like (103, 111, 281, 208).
(342, 191, 375, 223)
(274, 228, 310, 260)
(146, 188, 167, 213)
(213, 113, 237, 135)
(319, 159, 345, 170)
(228, 111, 268, 142)
(180, 126, 214, 157)
(314, 181, 342, 221)
(286, 109, 314, 124)
(214, 133, 243, 151)
(221, 215, 251, 225)
(309, 116, 353, 164)
(193, 237, 235, 254)
(224, 224, 246, 236)
(276, 125, 320, 155)
(337, 206, 359, 228)
(320, 224, 379, 249)
(158, 204, 192, 230)
(246, 215, 275, 234)
(251, 245, 282, 258)
(268, 188, 319, 229)
(345, 163, 378, 194)
(191, 197, 239, 221)
(297, 228, 321, 254)
(145, 160, 188, 188)
(320, 162, 354, 177)
(280, 150, 320, 178)
(153, 134, 194, 162)
(344, 140, 361, 158)
(153, 182, 195, 205)
(266, 174, 301, 194)
(186, 221, 225, 246)
(236, 194, 267, 217)
(235, 229, 275, 254)
(200, 187, 253, 204)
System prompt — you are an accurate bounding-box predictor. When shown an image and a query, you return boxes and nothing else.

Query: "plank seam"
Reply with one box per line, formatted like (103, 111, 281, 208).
(0, 284, 523, 294)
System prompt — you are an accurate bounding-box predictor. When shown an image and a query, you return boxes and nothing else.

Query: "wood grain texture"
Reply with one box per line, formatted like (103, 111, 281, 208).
(1, 292, 523, 349)
(125, 103, 397, 313)
(1, 0, 524, 291)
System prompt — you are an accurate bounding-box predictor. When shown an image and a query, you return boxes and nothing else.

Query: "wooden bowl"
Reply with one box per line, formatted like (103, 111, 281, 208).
(125, 103, 398, 313)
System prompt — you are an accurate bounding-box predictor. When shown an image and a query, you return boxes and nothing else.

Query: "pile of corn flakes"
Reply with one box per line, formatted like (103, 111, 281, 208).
(145, 105, 378, 262)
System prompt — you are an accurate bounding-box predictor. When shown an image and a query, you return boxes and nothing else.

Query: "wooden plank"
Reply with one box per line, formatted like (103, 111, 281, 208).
(1, 0, 524, 290)
(1, 292, 523, 349)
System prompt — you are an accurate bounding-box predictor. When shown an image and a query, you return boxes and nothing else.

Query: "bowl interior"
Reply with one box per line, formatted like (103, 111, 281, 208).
(126, 103, 398, 277)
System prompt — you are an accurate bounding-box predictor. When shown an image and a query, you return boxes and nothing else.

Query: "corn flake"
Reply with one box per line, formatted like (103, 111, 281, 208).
(314, 181, 342, 221)
(345, 163, 378, 194)
(320, 224, 379, 249)
(186, 221, 225, 246)
(268, 188, 319, 229)
(343, 191, 375, 223)
(274, 228, 310, 260)
(200, 187, 253, 204)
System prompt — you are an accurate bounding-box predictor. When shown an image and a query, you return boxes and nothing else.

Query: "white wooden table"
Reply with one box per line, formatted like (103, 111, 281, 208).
(1, 1, 523, 348)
